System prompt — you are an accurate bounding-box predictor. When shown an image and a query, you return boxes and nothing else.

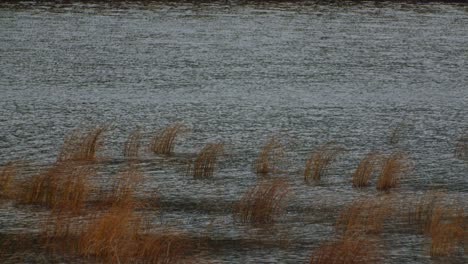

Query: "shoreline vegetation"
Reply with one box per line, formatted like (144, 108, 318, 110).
(0, 123, 466, 263)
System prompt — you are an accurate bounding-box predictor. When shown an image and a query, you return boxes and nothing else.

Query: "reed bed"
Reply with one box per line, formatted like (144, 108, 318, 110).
(405, 193, 440, 233)
(189, 143, 224, 178)
(57, 126, 107, 162)
(150, 123, 188, 155)
(255, 137, 284, 175)
(304, 142, 343, 182)
(336, 198, 392, 235)
(352, 152, 380, 188)
(309, 235, 378, 264)
(18, 162, 93, 213)
(124, 129, 142, 159)
(233, 179, 289, 226)
(376, 152, 411, 191)
(0, 162, 15, 198)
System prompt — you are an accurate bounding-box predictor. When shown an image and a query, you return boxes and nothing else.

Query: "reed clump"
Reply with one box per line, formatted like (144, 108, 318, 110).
(0, 162, 15, 198)
(428, 207, 464, 257)
(336, 199, 392, 235)
(406, 193, 439, 233)
(233, 179, 289, 226)
(124, 129, 141, 159)
(150, 123, 188, 155)
(255, 137, 284, 175)
(57, 126, 107, 162)
(304, 143, 344, 182)
(309, 235, 378, 264)
(454, 133, 468, 161)
(352, 152, 380, 188)
(18, 162, 93, 213)
(189, 143, 224, 178)
(376, 152, 411, 191)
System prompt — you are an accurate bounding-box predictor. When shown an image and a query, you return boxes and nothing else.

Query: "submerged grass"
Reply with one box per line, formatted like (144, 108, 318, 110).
(57, 126, 107, 162)
(233, 179, 289, 226)
(255, 137, 284, 175)
(150, 123, 188, 156)
(189, 143, 224, 178)
(304, 142, 343, 182)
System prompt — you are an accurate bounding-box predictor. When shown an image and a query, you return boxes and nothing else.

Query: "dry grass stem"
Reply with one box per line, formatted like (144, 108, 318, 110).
(233, 179, 289, 226)
(336, 199, 392, 235)
(255, 137, 284, 175)
(376, 152, 411, 191)
(57, 126, 107, 162)
(352, 152, 380, 188)
(150, 123, 188, 155)
(124, 129, 141, 159)
(190, 143, 224, 178)
(429, 207, 464, 257)
(304, 143, 344, 182)
(309, 235, 378, 264)
(98, 166, 143, 209)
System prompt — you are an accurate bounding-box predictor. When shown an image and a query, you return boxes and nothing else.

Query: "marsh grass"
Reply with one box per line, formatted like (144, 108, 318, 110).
(0, 162, 15, 198)
(57, 126, 107, 162)
(233, 179, 289, 226)
(309, 235, 378, 264)
(18, 162, 93, 213)
(406, 193, 440, 233)
(454, 133, 468, 161)
(336, 198, 392, 235)
(255, 137, 284, 175)
(376, 152, 411, 191)
(150, 123, 188, 156)
(429, 207, 464, 257)
(124, 129, 141, 159)
(189, 143, 224, 178)
(352, 152, 380, 188)
(304, 143, 344, 182)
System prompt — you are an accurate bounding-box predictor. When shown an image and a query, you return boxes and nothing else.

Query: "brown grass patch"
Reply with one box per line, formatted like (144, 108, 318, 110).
(233, 179, 289, 226)
(255, 137, 284, 175)
(124, 129, 142, 159)
(352, 152, 380, 188)
(376, 152, 411, 191)
(336, 198, 392, 235)
(304, 143, 343, 182)
(57, 126, 107, 162)
(18, 162, 93, 213)
(0, 162, 15, 198)
(429, 207, 464, 257)
(150, 123, 188, 155)
(189, 143, 224, 178)
(309, 235, 378, 264)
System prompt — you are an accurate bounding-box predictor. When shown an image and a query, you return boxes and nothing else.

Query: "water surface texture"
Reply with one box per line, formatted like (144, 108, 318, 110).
(0, 1, 467, 263)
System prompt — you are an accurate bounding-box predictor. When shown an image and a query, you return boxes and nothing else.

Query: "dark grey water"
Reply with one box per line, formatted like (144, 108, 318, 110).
(1, 1, 467, 263)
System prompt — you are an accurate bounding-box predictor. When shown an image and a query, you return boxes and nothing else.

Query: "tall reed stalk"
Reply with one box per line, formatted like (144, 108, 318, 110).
(57, 126, 107, 162)
(150, 123, 188, 155)
(190, 143, 224, 178)
(255, 137, 284, 175)
(304, 143, 343, 182)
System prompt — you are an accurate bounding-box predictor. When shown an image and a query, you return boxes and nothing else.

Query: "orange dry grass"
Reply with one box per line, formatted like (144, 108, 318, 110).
(406, 193, 439, 233)
(352, 152, 380, 188)
(19, 162, 92, 213)
(150, 123, 188, 155)
(124, 129, 142, 159)
(376, 152, 410, 191)
(57, 126, 107, 162)
(98, 166, 143, 209)
(309, 235, 378, 264)
(190, 143, 224, 178)
(233, 179, 289, 226)
(336, 199, 392, 235)
(0, 162, 15, 198)
(429, 207, 464, 257)
(255, 137, 284, 175)
(304, 143, 343, 182)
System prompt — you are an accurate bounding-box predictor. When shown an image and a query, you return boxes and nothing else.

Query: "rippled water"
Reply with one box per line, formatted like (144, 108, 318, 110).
(1, 1, 467, 263)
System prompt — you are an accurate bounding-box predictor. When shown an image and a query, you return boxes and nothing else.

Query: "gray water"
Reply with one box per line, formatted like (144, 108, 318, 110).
(0, 1, 467, 263)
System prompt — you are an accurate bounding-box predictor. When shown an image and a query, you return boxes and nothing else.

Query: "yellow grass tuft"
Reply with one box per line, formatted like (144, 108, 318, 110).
(352, 152, 380, 188)
(189, 143, 224, 178)
(255, 137, 284, 175)
(376, 152, 411, 191)
(0, 162, 15, 198)
(304, 143, 343, 182)
(150, 123, 188, 155)
(124, 129, 141, 159)
(233, 179, 289, 226)
(57, 126, 107, 162)
(18, 162, 93, 213)
(309, 235, 378, 264)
